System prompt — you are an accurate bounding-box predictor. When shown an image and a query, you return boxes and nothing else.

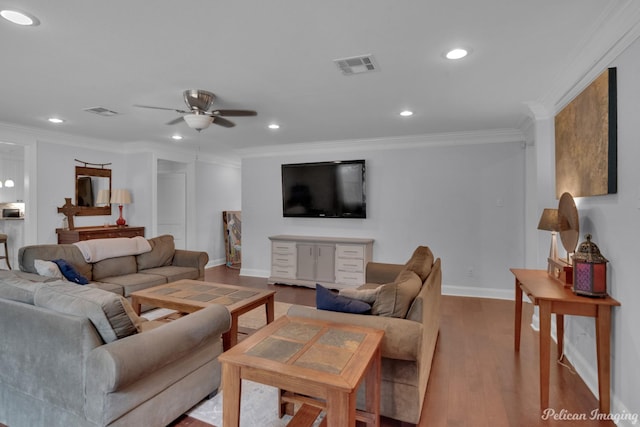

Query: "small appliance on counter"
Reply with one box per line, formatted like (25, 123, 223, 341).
(0, 202, 25, 219)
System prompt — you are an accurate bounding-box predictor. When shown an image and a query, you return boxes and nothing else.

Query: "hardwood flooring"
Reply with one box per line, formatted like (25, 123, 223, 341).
(170, 266, 615, 427)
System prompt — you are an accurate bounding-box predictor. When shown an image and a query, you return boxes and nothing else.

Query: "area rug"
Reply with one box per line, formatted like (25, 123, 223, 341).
(187, 380, 324, 427)
(237, 301, 292, 330)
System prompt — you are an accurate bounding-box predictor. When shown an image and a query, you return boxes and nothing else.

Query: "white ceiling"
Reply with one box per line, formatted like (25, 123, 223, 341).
(1, 1, 639, 158)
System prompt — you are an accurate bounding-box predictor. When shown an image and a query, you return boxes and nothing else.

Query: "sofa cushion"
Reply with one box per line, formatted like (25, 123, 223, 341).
(100, 273, 168, 297)
(34, 259, 65, 279)
(136, 235, 175, 270)
(93, 255, 137, 281)
(0, 272, 49, 304)
(400, 246, 434, 282)
(139, 265, 200, 282)
(19, 244, 92, 281)
(52, 259, 89, 285)
(371, 270, 422, 318)
(338, 287, 380, 303)
(34, 282, 139, 343)
(316, 284, 371, 314)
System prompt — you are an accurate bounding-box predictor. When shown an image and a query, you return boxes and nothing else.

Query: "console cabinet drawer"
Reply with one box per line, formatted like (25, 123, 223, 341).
(272, 241, 296, 255)
(272, 253, 296, 266)
(271, 266, 296, 279)
(336, 245, 364, 259)
(336, 257, 364, 273)
(335, 271, 366, 286)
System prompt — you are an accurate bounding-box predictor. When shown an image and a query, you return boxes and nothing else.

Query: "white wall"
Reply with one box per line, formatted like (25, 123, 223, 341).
(36, 140, 126, 243)
(533, 36, 640, 425)
(194, 160, 242, 265)
(241, 137, 526, 299)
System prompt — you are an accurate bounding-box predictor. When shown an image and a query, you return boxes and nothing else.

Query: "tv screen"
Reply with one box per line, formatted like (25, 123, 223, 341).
(282, 160, 366, 218)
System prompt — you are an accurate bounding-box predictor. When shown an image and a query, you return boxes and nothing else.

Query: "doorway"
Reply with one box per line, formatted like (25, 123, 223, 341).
(157, 160, 187, 249)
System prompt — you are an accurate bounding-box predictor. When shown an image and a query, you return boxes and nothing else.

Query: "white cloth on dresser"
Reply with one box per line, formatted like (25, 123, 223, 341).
(73, 236, 152, 262)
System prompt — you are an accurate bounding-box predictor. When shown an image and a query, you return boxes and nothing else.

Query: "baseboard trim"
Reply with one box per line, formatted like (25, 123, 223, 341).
(442, 284, 514, 301)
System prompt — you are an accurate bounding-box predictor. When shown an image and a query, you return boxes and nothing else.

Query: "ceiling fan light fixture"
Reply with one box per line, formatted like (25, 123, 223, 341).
(183, 114, 213, 130)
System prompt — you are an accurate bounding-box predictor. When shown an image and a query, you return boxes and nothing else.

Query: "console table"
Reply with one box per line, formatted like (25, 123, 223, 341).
(511, 268, 620, 413)
(56, 226, 145, 244)
(268, 235, 374, 290)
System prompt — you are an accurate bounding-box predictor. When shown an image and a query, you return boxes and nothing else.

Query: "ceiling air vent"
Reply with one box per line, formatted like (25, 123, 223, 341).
(83, 106, 119, 117)
(334, 54, 378, 76)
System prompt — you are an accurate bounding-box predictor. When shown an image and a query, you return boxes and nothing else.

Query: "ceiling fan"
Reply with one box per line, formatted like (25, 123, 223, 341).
(134, 89, 257, 131)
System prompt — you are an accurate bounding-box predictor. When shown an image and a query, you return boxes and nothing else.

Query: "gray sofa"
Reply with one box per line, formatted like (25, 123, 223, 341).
(0, 270, 231, 427)
(287, 246, 441, 424)
(18, 234, 208, 298)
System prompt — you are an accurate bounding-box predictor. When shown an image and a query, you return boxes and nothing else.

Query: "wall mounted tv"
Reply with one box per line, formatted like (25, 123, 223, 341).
(282, 160, 366, 218)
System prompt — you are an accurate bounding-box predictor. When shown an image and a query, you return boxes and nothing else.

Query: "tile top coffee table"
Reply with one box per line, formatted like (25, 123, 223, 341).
(130, 279, 275, 350)
(219, 315, 384, 427)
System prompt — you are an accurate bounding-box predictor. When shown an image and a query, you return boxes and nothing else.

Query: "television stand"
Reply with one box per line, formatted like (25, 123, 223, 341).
(268, 235, 373, 290)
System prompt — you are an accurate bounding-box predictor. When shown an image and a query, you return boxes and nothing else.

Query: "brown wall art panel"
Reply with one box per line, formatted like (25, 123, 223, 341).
(555, 67, 617, 198)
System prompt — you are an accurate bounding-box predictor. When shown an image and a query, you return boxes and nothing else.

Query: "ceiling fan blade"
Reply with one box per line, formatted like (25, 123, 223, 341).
(212, 116, 235, 128)
(166, 116, 184, 125)
(212, 109, 257, 117)
(134, 104, 189, 114)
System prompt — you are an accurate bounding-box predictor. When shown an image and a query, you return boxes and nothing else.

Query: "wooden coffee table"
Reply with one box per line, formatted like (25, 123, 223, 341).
(130, 279, 275, 350)
(219, 315, 384, 427)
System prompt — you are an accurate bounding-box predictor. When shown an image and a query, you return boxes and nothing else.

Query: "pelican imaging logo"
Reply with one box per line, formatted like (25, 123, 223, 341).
(542, 408, 638, 424)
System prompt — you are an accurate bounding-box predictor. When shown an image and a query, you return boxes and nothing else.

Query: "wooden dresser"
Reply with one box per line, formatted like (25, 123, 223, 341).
(56, 226, 145, 244)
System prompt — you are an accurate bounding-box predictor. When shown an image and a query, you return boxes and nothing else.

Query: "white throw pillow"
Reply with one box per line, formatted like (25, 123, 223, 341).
(34, 259, 65, 280)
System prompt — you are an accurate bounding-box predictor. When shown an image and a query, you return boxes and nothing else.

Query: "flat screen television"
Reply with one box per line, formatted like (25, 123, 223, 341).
(281, 160, 366, 218)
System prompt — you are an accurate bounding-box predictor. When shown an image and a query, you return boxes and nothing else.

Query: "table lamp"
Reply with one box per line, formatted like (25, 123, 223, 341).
(110, 189, 131, 226)
(537, 208, 559, 260)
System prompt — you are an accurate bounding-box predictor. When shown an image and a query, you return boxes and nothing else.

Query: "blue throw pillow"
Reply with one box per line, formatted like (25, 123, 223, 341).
(316, 284, 371, 314)
(51, 259, 89, 285)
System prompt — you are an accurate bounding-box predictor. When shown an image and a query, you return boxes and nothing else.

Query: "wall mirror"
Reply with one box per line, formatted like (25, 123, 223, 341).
(75, 165, 111, 216)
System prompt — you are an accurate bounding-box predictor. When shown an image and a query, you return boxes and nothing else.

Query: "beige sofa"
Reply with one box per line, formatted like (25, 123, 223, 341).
(0, 270, 231, 427)
(288, 246, 441, 424)
(18, 234, 208, 299)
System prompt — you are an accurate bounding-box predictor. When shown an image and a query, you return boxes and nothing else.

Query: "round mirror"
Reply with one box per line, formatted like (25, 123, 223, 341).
(558, 192, 579, 255)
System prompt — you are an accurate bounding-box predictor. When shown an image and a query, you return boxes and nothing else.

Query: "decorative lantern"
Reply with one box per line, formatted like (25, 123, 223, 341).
(572, 234, 608, 297)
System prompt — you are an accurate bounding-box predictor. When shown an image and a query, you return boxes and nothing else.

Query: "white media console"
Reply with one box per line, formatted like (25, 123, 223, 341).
(268, 235, 374, 290)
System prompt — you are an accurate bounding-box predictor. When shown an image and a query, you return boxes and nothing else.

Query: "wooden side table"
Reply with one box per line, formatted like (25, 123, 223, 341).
(219, 315, 384, 426)
(511, 268, 620, 413)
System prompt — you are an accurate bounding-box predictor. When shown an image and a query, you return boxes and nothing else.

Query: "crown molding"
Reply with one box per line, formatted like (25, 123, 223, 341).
(539, 0, 640, 113)
(0, 121, 124, 151)
(235, 128, 525, 159)
(125, 140, 241, 168)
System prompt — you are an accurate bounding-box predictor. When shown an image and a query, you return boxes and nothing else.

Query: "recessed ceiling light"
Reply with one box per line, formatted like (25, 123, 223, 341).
(268, 124, 280, 130)
(400, 110, 413, 117)
(171, 135, 183, 141)
(1, 9, 40, 26)
(48, 117, 64, 124)
(445, 48, 468, 60)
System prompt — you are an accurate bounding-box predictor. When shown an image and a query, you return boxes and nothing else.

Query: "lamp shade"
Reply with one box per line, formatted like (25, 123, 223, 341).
(96, 189, 110, 205)
(110, 189, 131, 205)
(537, 208, 559, 231)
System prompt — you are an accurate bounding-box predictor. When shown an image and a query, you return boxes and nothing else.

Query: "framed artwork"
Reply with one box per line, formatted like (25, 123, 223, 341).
(554, 67, 617, 198)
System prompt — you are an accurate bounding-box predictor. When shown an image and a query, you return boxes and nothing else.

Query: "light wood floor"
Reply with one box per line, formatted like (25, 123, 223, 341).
(170, 266, 615, 427)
